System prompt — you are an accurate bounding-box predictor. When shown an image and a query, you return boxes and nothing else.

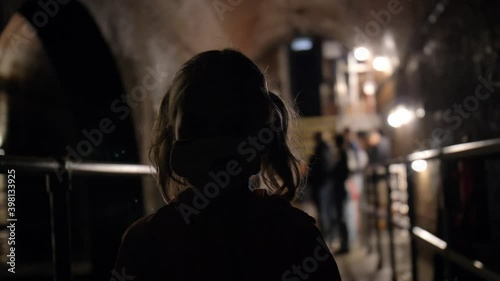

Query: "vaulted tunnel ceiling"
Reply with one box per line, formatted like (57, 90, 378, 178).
(0, 0, 434, 161)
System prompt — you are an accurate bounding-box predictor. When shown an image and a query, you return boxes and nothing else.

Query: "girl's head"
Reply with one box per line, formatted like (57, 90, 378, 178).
(149, 49, 303, 203)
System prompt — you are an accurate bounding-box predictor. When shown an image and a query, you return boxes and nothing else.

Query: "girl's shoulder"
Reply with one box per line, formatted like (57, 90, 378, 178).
(251, 188, 317, 229)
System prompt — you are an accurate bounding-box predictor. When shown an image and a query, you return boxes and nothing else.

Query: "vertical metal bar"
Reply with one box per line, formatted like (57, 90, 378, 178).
(46, 168, 72, 281)
(386, 166, 397, 281)
(373, 168, 383, 270)
(365, 169, 373, 254)
(367, 168, 375, 254)
(439, 159, 453, 279)
(406, 163, 418, 281)
(362, 168, 372, 253)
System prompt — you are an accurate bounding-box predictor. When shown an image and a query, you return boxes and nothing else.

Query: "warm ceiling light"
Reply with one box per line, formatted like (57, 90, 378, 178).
(411, 160, 428, 172)
(373, 56, 391, 72)
(387, 106, 414, 128)
(353, 47, 370, 61)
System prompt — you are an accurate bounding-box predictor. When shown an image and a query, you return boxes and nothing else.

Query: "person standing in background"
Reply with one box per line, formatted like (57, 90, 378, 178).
(344, 130, 369, 249)
(332, 135, 350, 254)
(343, 127, 360, 166)
(344, 128, 368, 173)
(308, 131, 335, 237)
(375, 129, 392, 163)
(368, 129, 392, 164)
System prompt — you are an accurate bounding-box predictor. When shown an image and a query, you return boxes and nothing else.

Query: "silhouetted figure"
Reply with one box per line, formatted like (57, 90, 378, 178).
(375, 129, 392, 163)
(333, 135, 349, 254)
(367, 129, 392, 164)
(343, 127, 359, 166)
(308, 131, 335, 236)
(113, 49, 342, 281)
(344, 127, 368, 173)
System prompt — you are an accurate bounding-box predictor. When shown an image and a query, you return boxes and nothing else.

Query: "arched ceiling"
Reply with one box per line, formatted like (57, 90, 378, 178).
(1, 0, 432, 106)
(0, 0, 432, 160)
(72, 0, 430, 105)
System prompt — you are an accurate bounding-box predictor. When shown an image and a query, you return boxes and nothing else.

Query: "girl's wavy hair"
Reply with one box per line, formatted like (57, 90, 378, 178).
(149, 49, 304, 203)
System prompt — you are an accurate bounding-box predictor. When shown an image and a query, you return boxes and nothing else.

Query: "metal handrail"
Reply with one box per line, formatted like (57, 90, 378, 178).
(1, 138, 500, 174)
(0, 155, 155, 175)
(412, 227, 500, 281)
(0, 155, 157, 281)
(67, 162, 155, 175)
(362, 138, 500, 281)
(407, 138, 500, 162)
(0, 155, 61, 172)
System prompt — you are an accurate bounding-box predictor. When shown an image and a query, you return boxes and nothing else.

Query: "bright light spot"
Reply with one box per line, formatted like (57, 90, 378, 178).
(373, 56, 391, 71)
(413, 227, 447, 250)
(387, 106, 414, 128)
(399, 204, 409, 215)
(363, 81, 376, 95)
(0, 148, 4, 156)
(353, 47, 370, 61)
(291, 37, 313, 51)
(411, 160, 428, 172)
(473, 260, 484, 269)
(416, 108, 426, 118)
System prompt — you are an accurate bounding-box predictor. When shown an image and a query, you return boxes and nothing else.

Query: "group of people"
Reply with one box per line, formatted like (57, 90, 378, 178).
(308, 128, 371, 254)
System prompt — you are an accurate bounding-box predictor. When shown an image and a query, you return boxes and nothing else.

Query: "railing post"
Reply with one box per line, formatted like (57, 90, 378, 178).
(46, 164, 72, 281)
(406, 162, 418, 281)
(364, 168, 374, 254)
(386, 165, 397, 281)
(361, 167, 373, 253)
(373, 167, 383, 270)
(367, 168, 376, 255)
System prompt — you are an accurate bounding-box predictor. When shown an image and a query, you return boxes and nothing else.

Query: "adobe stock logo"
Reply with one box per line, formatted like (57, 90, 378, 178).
(30, 0, 71, 27)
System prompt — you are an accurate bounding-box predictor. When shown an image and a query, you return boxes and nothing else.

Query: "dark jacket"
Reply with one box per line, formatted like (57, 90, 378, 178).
(333, 150, 349, 199)
(308, 141, 334, 188)
(114, 183, 342, 281)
